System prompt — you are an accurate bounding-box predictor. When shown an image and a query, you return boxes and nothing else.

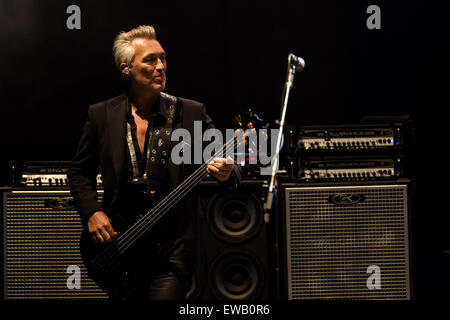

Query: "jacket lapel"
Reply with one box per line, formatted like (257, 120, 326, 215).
(106, 92, 182, 190)
(165, 95, 181, 189)
(107, 93, 128, 188)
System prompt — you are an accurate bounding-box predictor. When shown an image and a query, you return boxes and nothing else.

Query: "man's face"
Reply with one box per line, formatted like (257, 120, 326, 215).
(128, 38, 167, 92)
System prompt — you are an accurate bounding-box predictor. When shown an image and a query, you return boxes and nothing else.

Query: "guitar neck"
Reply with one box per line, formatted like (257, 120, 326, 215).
(120, 138, 238, 244)
(121, 161, 210, 243)
(90, 132, 242, 273)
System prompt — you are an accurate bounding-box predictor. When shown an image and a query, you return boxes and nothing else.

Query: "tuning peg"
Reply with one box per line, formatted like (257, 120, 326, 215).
(252, 113, 264, 123)
(233, 115, 243, 127)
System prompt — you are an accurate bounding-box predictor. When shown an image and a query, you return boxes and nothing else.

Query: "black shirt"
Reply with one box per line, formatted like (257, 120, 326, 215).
(125, 95, 169, 184)
(118, 95, 176, 233)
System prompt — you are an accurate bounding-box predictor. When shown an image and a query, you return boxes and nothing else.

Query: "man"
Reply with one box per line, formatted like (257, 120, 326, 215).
(67, 25, 240, 299)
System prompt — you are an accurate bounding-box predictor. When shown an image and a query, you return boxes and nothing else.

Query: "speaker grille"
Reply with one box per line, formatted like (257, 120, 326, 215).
(196, 180, 270, 300)
(209, 251, 265, 300)
(3, 190, 107, 299)
(285, 184, 410, 300)
(206, 191, 263, 243)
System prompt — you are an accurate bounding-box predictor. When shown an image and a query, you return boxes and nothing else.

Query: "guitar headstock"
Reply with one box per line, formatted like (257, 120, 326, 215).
(232, 108, 268, 176)
(233, 108, 266, 131)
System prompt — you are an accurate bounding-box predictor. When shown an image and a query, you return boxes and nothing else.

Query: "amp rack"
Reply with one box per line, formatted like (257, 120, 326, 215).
(296, 155, 403, 182)
(9, 161, 103, 188)
(287, 123, 404, 153)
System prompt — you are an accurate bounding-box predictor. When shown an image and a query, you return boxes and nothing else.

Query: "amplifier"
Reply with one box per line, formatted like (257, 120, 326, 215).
(281, 180, 412, 300)
(10, 161, 102, 187)
(2, 188, 107, 299)
(297, 155, 403, 181)
(288, 124, 403, 153)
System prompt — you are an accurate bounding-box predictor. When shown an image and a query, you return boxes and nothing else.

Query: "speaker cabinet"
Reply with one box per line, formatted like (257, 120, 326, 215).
(280, 180, 413, 300)
(194, 180, 271, 300)
(2, 188, 107, 299)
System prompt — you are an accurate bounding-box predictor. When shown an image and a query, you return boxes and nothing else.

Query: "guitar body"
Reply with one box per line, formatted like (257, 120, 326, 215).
(80, 188, 161, 284)
(80, 227, 122, 278)
(80, 226, 162, 297)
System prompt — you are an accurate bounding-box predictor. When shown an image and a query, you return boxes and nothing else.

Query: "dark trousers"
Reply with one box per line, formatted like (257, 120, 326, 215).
(96, 237, 191, 300)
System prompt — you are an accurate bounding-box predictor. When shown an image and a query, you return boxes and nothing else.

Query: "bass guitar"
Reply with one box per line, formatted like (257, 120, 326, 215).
(80, 126, 249, 281)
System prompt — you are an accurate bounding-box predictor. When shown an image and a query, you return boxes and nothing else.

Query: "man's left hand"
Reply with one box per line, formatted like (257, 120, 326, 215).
(207, 157, 234, 182)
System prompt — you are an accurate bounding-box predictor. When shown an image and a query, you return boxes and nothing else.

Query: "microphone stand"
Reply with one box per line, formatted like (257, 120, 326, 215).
(263, 53, 304, 300)
(264, 53, 304, 223)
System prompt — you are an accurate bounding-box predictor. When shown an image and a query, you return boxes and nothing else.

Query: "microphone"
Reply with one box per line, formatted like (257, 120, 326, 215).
(288, 53, 305, 72)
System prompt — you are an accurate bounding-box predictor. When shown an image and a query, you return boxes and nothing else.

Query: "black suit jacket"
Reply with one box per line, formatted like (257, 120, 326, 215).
(67, 93, 241, 227)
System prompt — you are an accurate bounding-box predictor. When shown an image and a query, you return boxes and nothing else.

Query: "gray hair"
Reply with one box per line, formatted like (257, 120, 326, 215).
(112, 25, 157, 70)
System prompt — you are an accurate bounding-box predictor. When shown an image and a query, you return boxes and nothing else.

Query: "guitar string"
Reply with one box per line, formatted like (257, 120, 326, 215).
(93, 136, 240, 269)
(92, 134, 241, 268)
(92, 131, 246, 269)
(96, 166, 209, 270)
(96, 159, 210, 268)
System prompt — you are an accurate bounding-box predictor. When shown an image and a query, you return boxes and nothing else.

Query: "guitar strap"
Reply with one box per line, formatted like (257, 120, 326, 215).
(126, 92, 177, 197)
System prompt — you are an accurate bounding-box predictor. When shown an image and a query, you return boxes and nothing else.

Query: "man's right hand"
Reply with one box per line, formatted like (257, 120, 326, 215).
(88, 211, 118, 244)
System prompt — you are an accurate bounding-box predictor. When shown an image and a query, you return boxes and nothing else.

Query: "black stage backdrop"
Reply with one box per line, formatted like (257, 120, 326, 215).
(1, 0, 449, 299)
